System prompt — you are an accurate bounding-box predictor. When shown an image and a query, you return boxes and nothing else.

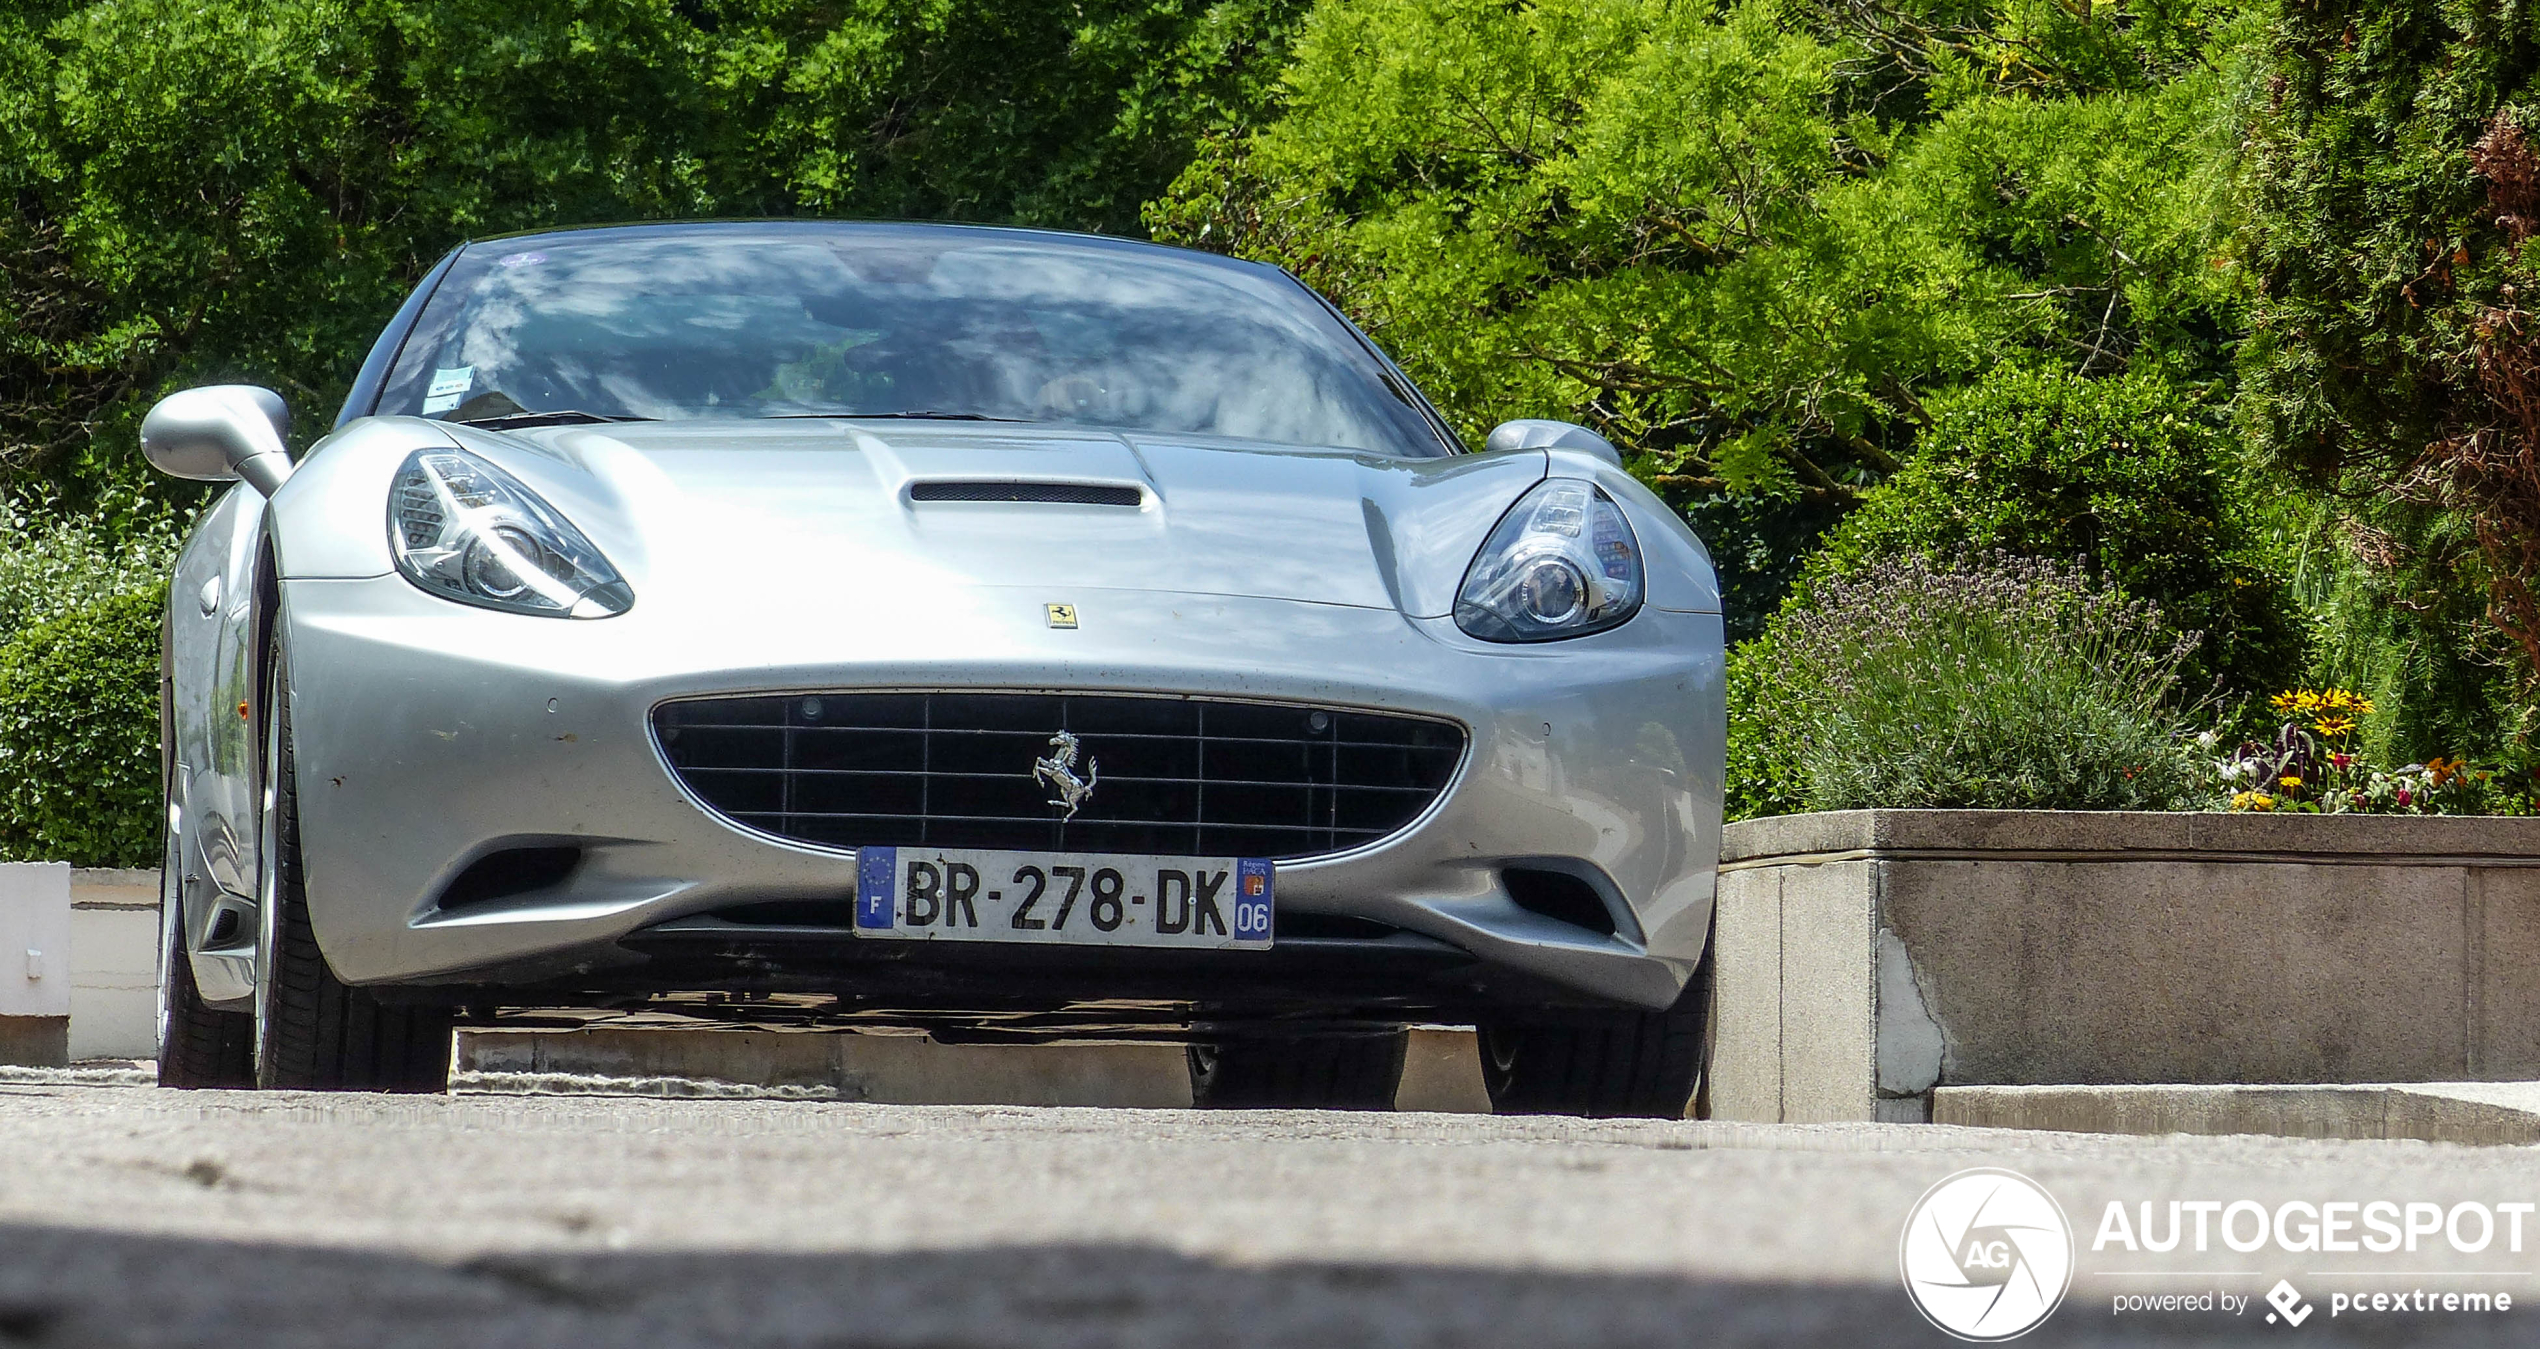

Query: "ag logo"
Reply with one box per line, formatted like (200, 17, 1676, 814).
(1899, 1168, 2074, 1341)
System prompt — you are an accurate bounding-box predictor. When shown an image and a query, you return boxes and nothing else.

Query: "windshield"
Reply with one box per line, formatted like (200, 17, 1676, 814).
(374, 223, 1453, 457)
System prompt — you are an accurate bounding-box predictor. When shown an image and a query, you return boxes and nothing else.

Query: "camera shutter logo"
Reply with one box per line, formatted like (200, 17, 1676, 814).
(1899, 1168, 2074, 1341)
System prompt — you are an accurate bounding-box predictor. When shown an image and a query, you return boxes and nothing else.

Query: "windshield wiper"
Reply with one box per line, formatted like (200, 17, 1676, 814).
(764, 411, 1043, 423)
(453, 410, 656, 429)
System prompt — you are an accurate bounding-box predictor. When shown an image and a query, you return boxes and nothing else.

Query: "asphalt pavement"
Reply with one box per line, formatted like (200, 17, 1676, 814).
(6, 1082, 2540, 1346)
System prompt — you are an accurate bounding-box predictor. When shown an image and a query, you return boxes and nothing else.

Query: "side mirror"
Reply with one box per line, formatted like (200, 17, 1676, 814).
(141, 386, 293, 495)
(1484, 418, 1622, 468)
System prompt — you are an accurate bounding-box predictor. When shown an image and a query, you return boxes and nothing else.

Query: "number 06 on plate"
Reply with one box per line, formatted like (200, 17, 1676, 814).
(854, 847, 1274, 950)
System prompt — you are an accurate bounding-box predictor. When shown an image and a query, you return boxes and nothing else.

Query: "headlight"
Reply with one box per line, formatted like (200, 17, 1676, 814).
(1455, 478, 1642, 642)
(388, 449, 632, 617)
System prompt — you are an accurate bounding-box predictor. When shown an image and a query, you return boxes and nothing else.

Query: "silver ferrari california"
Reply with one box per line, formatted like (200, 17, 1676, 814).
(143, 221, 1725, 1115)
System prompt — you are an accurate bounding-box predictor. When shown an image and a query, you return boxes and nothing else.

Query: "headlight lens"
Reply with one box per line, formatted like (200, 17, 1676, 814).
(1455, 478, 1642, 642)
(388, 449, 632, 617)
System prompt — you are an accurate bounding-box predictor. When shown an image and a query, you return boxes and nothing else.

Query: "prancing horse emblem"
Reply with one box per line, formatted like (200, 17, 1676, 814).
(1033, 730, 1099, 819)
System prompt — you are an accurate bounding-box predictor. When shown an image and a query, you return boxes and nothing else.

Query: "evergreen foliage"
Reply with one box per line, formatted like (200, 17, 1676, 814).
(1730, 365, 2294, 817)
(1816, 364, 2299, 692)
(0, 0, 1309, 509)
(1149, 0, 2256, 631)
(0, 584, 164, 866)
(2, 0, 2536, 838)
(2237, 0, 2540, 764)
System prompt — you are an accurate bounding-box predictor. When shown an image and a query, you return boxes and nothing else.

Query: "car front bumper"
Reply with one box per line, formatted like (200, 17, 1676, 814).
(282, 574, 1723, 1014)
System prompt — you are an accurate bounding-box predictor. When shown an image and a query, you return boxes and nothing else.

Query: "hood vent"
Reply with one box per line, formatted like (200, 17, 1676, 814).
(909, 480, 1142, 507)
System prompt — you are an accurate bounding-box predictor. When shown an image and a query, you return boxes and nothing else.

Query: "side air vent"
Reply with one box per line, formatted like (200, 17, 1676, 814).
(434, 846, 582, 913)
(908, 480, 1143, 507)
(1503, 866, 1618, 937)
(706, 900, 855, 928)
(1275, 912, 1403, 942)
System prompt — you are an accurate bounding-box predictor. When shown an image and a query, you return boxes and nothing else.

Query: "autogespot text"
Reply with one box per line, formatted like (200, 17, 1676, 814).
(2093, 1199, 2536, 1255)
(2096, 1199, 2527, 1323)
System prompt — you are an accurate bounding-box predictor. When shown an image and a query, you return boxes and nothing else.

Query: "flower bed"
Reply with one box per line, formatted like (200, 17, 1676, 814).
(2215, 688, 2524, 815)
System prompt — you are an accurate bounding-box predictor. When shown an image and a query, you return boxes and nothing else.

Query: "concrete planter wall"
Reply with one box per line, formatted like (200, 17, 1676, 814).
(0, 866, 160, 1066)
(0, 863, 70, 1065)
(67, 869, 160, 1061)
(1710, 810, 2540, 1124)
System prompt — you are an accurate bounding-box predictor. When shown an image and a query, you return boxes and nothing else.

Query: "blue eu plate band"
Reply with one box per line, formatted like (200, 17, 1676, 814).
(856, 847, 897, 930)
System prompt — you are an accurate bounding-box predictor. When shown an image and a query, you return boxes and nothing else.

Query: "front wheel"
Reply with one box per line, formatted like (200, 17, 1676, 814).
(252, 640, 453, 1092)
(1476, 941, 1713, 1118)
(156, 829, 254, 1089)
(1187, 1027, 1407, 1110)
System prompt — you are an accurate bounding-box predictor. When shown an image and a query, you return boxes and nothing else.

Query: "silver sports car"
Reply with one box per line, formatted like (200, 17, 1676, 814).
(143, 221, 1725, 1115)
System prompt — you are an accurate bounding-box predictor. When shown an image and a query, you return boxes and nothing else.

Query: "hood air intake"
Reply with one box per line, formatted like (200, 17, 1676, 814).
(909, 480, 1143, 507)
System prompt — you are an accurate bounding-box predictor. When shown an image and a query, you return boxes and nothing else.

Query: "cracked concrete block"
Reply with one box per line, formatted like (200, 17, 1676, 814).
(1714, 810, 2540, 1122)
(1874, 927, 1941, 1098)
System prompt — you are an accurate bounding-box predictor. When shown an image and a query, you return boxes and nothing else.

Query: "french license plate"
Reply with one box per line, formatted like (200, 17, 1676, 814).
(853, 846, 1274, 949)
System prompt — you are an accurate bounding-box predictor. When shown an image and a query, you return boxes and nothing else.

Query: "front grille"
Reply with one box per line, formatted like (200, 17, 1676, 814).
(654, 692, 1464, 860)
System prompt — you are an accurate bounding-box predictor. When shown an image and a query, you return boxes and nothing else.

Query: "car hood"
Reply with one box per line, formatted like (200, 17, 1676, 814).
(427, 419, 1547, 618)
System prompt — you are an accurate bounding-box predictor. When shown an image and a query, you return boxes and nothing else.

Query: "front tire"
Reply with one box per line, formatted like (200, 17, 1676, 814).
(1476, 940, 1713, 1118)
(156, 835, 254, 1089)
(252, 641, 453, 1092)
(1187, 1027, 1407, 1110)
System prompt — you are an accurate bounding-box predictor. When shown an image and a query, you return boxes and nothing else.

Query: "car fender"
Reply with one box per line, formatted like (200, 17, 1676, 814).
(265, 417, 469, 580)
(166, 483, 269, 1005)
(1540, 446, 1721, 616)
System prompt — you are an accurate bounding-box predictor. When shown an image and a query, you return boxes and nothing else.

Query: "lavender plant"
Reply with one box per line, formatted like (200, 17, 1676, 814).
(1776, 555, 2206, 812)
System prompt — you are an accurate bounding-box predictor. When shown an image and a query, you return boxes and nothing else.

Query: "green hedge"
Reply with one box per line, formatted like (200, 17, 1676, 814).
(1810, 365, 2300, 694)
(1728, 366, 2292, 820)
(0, 583, 164, 866)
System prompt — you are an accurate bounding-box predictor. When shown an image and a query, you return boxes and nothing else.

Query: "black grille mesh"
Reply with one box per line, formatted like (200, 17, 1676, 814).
(654, 693, 1464, 860)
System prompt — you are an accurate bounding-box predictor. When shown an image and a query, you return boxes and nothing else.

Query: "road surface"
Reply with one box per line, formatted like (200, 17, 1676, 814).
(4, 1081, 2538, 1345)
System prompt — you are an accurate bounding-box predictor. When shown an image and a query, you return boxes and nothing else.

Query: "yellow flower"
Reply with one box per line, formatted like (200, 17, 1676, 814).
(2312, 716, 2357, 739)
(2279, 775, 2303, 789)
(2270, 689, 2305, 714)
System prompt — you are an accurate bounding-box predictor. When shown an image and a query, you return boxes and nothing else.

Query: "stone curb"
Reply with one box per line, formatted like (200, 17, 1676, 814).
(1934, 1082, 2540, 1146)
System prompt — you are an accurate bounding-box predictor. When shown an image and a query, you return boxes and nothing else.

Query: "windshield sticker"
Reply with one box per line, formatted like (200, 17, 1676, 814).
(496, 252, 547, 269)
(423, 366, 474, 415)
